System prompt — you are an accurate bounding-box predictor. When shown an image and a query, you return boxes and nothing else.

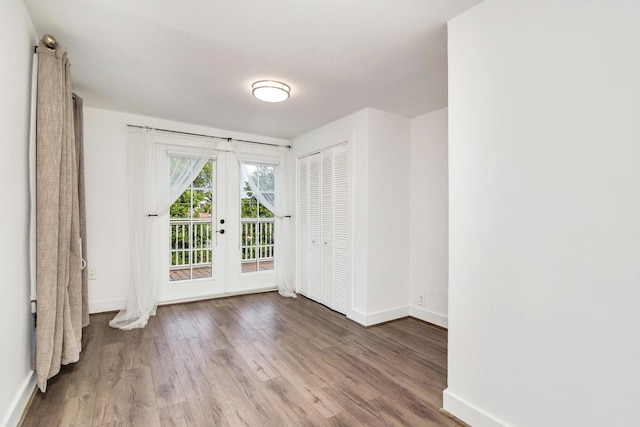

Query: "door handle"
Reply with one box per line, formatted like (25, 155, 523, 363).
(217, 229, 225, 234)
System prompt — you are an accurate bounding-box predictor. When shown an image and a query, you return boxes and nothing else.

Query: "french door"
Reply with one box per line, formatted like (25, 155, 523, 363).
(160, 153, 227, 303)
(159, 150, 278, 304)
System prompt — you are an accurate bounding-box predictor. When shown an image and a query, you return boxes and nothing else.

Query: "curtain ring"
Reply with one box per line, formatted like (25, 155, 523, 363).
(81, 258, 87, 270)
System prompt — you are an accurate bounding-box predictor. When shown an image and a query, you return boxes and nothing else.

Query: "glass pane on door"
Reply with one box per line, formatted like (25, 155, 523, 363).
(240, 164, 275, 273)
(169, 160, 215, 281)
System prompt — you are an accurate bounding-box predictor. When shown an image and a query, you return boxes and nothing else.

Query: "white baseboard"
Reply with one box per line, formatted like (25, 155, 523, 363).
(347, 309, 367, 325)
(410, 305, 448, 329)
(1, 370, 36, 427)
(348, 306, 410, 327)
(88, 298, 126, 314)
(158, 287, 277, 306)
(443, 388, 509, 427)
(89, 287, 282, 315)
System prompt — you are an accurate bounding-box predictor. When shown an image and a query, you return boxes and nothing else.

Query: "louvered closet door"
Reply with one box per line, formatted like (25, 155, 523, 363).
(298, 157, 310, 296)
(332, 144, 349, 313)
(307, 153, 322, 301)
(321, 150, 334, 307)
(297, 145, 349, 315)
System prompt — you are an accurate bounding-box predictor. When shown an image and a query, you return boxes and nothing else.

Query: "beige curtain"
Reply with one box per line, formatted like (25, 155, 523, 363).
(73, 94, 90, 327)
(35, 40, 88, 392)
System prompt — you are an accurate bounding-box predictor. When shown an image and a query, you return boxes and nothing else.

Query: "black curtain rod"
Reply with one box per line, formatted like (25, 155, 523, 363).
(127, 124, 291, 149)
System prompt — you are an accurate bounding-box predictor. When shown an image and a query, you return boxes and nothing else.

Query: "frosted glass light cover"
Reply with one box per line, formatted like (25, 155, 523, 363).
(252, 80, 291, 102)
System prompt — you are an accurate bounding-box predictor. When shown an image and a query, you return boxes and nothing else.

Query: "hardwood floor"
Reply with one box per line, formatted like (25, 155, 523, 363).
(21, 292, 459, 426)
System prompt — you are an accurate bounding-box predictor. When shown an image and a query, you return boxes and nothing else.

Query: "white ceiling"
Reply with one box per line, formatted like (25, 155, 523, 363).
(24, 0, 482, 139)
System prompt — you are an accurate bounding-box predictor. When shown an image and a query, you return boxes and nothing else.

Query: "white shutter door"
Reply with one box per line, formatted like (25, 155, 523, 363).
(298, 156, 309, 296)
(321, 149, 334, 307)
(297, 146, 349, 315)
(332, 144, 349, 314)
(308, 153, 321, 301)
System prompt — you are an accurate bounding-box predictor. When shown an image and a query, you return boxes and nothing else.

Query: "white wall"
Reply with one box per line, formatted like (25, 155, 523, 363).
(292, 108, 411, 326)
(83, 107, 288, 313)
(0, 1, 38, 425)
(446, 1, 640, 426)
(366, 109, 411, 319)
(409, 108, 448, 328)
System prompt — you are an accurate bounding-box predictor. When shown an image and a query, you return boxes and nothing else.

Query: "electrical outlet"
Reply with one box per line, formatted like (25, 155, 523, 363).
(89, 268, 97, 280)
(418, 295, 425, 306)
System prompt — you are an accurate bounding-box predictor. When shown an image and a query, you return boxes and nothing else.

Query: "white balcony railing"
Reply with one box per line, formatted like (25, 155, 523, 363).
(241, 218, 275, 265)
(169, 217, 274, 272)
(170, 218, 212, 270)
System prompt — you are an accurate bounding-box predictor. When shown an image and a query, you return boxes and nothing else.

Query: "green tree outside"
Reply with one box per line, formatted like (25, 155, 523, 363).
(170, 160, 213, 268)
(240, 165, 275, 263)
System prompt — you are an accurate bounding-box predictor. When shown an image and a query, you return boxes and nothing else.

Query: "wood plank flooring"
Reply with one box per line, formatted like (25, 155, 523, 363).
(20, 292, 459, 426)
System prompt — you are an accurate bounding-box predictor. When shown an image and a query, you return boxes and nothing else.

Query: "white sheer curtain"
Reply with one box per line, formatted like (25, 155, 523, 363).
(110, 127, 217, 329)
(236, 145, 296, 298)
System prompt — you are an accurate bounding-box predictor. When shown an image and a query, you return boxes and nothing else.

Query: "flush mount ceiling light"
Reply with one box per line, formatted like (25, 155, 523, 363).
(251, 80, 291, 103)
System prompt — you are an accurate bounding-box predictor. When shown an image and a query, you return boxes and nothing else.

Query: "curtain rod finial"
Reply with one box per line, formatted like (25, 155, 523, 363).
(42, 34, 57, 51)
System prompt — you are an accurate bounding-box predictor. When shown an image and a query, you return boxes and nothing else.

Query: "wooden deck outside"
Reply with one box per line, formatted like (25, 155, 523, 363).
(240, 260, 274, 273)
(169, 260, 274, 281)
